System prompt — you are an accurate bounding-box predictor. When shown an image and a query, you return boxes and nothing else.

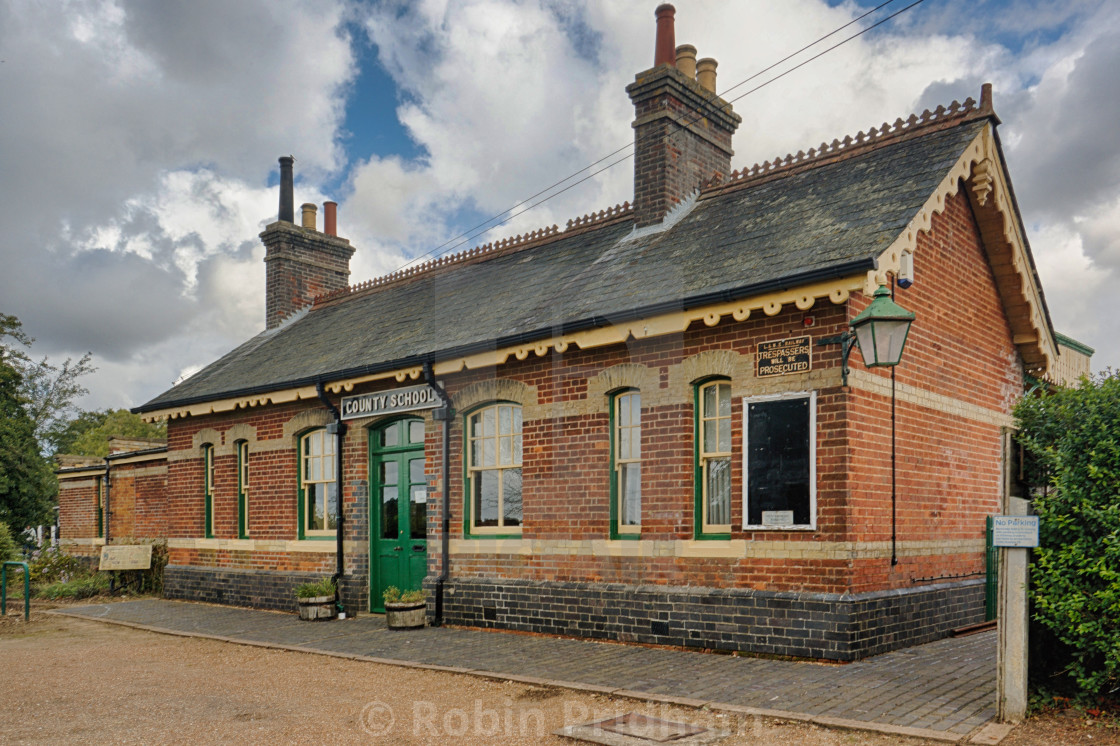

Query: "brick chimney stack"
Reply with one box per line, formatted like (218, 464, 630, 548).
(627, 4, 741, 227)
(261, 157, 354, 329)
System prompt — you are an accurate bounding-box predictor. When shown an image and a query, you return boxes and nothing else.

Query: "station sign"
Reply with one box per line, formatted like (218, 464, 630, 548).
(341, 383, 442, 420)
(99, 544, 153, 571)
(757, 336, 812, 377)
(991, 515, 1040, 548)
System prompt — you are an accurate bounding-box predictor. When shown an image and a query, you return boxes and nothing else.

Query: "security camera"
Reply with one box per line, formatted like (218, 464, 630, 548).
(897, 250, 914, 289)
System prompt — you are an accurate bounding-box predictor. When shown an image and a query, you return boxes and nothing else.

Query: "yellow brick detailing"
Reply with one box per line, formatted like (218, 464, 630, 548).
(59, 537, 107, 547)
(449, 538, 984, 560)
(847, 369, 1014, 428)
(56, 476, 100, 488)
(167, 538, 358, 553)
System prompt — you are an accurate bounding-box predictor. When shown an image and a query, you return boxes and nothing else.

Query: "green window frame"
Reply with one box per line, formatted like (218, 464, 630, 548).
(610, 389, 641, 538)
(298, 429, 337, 539)
(695, 379, 732, 537)
(465, 403, 523, 535)
(202, 443, 215, 539)
(236, 440, 250, 539)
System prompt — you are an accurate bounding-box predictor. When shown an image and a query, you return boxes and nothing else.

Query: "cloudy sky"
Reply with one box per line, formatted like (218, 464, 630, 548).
(1, 0, 1116, 412)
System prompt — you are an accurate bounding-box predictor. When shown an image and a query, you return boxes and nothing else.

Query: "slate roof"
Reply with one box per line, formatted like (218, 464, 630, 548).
(137, 116, 989, 413)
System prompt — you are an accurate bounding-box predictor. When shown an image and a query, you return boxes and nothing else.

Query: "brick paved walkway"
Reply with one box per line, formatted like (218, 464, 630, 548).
(56, 599, 996, 740)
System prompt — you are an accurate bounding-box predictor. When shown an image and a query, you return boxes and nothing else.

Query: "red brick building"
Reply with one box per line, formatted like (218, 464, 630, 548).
(61, 6, 1066, 659)
(57, 438, 168, 564)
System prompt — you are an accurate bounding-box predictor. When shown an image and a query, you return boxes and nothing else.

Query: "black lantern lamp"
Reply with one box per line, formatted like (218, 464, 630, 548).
(816, 283, 915, 568)
(817, 284, 915, 385)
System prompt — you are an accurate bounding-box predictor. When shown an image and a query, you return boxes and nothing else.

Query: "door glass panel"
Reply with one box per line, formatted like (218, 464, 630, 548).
(381, 461, 398, 486)
(409, 457, 425, 484)
(410, 485, 427, 539)
(409, 420, 425, 444)
(381, 422, 399, 447)
(381, 485, 398, 539)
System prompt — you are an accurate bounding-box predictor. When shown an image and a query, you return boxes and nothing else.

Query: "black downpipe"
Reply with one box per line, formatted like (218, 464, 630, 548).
(102, 459, 111, 545)
(422, 361, 452, 626)
(316, 381, 347, 615)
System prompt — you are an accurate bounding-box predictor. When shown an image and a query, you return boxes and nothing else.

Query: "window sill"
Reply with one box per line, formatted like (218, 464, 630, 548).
(742, 525, 817, 531)
(465, 531, 523, 540)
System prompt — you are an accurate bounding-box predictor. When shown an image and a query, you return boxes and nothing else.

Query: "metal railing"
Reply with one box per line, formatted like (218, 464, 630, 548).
(985, 516, 999, 621)
(1, 561, 30, 622)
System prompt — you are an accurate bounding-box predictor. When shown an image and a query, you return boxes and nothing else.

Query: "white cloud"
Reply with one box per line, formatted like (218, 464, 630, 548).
(0, 0, 356, 407)
(3, 0, 1118, 414)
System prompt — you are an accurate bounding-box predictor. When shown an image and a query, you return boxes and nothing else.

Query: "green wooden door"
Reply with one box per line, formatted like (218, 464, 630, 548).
(370, 418, 427, 612)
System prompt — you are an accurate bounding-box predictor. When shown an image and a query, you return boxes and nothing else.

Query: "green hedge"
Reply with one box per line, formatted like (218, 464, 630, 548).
(1015, 371, 1120, 697)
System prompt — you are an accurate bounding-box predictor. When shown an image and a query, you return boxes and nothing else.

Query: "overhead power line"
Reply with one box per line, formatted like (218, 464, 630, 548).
(386, 0, 926, 275)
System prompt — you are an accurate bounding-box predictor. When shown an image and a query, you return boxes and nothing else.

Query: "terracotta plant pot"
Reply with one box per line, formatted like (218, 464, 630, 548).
(384, 601, 426, 629)
(297, 595, 337, 621)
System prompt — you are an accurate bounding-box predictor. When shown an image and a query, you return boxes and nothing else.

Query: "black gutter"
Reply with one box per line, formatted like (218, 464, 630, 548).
(422, 360, 452, 626)
(315, 381, 347, 617)
(105, 446, 168, 461)
(135, 257, 878, 414)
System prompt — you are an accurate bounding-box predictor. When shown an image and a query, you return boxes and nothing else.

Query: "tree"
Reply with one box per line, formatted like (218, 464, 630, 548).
(1, 312, 93, 530)
(0, 312, 95, 445)
(1015, 370, 1120, 697)
(0, 356, 55, 530)
(51, 408, 166, 458)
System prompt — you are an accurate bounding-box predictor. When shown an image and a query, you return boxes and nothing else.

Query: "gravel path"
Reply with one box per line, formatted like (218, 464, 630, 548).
(2, 609, 949, 745)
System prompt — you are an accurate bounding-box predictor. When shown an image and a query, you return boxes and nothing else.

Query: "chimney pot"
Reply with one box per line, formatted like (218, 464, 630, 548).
(697, 57, 718, 92)
(323, 201, 338, 236)
(675, 44, 697, 79)
(278, 156, 294, 223)
(301, 203, 317, 230)
(654, 4, 676, 67)
(628, 8, 740, 228)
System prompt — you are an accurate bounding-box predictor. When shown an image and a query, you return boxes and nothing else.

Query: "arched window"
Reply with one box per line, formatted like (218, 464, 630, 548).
(466, 403, 522, 534)
(202, 443, 215, 539)
(696, 380, 731, 535)
(236, 440, 250, 539)
(300, 429, 337, 538)
(611, 389, 641, 537)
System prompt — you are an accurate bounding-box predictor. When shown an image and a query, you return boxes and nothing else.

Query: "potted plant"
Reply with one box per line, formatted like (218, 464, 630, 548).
(295, 577, 337, 621)
(382, 586, 426, 629)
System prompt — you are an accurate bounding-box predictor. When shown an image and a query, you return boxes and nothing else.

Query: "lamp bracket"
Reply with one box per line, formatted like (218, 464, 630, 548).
(816, 331, 855, 387)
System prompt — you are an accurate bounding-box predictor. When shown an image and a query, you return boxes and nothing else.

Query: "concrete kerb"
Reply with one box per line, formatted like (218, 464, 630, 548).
(47, 607, 999, 744)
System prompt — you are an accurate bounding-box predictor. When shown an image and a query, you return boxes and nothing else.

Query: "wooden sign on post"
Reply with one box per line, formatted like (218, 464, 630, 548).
(99, 544, 153, 571)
